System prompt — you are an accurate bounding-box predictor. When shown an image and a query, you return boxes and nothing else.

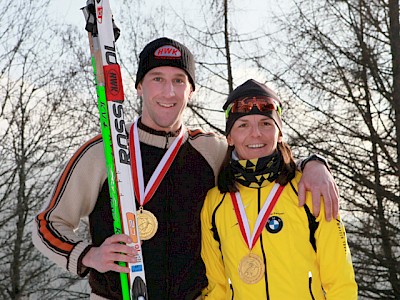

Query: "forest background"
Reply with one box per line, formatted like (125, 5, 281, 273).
(0, 0, 399, 299)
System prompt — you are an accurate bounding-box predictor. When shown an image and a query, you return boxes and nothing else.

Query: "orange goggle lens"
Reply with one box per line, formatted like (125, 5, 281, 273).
(225, 97, 281, 119)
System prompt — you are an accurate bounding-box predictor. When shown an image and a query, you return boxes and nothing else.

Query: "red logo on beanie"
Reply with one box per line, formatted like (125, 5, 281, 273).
(154, 45, 181, 59)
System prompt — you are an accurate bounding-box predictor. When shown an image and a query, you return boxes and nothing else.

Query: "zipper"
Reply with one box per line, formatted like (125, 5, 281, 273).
(258, 188, 270, 300)
(164, 132, 171, 148)
(309, 271, 316, 300)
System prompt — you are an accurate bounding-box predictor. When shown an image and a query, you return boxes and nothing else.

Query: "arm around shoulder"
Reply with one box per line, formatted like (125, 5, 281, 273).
(298, 154, 339, 221)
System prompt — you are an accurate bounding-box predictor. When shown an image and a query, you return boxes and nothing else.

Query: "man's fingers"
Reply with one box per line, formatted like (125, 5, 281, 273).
(332, 184, 340, 219)
(320, 190, 332, 222)
(108, 243, 137, 256)
(105, 262, 130, 274)
(311, 189, 321, 218)
(110, 252, 135, 263)
(322, 182, 340, 221)
(105, 234, 132, 245)
(103, 234, 137, 255)
(83, 233, 139, 273)
(297, 183, 306, 207)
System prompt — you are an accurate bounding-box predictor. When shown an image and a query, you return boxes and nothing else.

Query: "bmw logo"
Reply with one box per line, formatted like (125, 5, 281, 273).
(266, 216, 283, 233)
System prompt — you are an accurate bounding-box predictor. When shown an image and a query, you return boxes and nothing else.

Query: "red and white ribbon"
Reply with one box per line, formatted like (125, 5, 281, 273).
(129, 120, 184, 206)
(231, 183, 284, 249)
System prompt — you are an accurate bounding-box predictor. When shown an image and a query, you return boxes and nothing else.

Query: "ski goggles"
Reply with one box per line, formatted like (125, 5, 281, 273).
(225, 96, 282, 119)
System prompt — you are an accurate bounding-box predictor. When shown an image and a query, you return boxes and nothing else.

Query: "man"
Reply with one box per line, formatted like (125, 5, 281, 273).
(32, 37, 338, 300)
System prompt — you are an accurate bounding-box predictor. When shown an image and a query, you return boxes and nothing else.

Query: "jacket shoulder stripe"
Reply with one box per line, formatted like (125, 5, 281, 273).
(188, 129, 219, 139)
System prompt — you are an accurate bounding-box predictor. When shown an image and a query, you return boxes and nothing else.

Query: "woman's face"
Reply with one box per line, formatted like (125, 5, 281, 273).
(227, 114, 281, 160)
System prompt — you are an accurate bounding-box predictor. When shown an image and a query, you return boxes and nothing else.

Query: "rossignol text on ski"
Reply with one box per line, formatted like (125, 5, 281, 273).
(82, 1, 148, 299)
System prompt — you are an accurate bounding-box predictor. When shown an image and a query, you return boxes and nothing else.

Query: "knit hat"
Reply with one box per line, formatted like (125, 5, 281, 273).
(223, 79, 283, 135)
(135, 37, 196, 90)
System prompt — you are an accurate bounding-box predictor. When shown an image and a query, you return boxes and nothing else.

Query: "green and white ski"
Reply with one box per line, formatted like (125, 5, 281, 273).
(82, 1, 147, 299)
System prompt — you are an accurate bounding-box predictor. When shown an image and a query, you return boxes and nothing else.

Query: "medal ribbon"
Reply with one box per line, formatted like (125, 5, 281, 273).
(231, 183, 284, 249)
(129, 120, 185, 206)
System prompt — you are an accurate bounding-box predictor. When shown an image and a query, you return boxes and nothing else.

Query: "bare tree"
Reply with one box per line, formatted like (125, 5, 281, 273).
(166, 0, 272, 133)
(112, 1, 232, 132)
(116, 0, 169, 120)
(12, 0, 397, 297)
(0, 0, 97, 298)
(252, 0, 399, 298)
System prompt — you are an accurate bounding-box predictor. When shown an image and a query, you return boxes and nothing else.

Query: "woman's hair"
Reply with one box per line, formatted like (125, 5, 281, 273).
(217, 141, 297, 193)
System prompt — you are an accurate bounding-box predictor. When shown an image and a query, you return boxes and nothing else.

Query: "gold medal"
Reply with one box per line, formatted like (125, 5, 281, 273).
(137, 209, 158, 240)
(238, 253, 265, 284)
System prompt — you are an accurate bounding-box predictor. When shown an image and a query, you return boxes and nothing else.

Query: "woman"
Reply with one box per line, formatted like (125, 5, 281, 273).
(200, 79, 357, 299)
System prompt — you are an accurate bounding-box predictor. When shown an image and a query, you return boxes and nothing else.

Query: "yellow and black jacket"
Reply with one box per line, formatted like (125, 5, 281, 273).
(201, 171, 357, 299)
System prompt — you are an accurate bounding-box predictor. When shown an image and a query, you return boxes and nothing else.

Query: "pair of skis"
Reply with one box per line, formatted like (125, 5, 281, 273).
(82, 1, 147, 299)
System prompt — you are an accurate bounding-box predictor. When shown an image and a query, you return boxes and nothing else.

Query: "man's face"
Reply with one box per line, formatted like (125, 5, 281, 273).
(137, 66, 193, 132)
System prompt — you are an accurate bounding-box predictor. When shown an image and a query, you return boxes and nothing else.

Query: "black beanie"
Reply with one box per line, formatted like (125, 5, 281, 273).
(135, 37, 196, 90)
(223, 79, 283, 135)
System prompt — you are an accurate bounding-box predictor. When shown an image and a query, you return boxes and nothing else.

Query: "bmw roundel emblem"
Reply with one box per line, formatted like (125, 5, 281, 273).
(266, 216, 283, 233)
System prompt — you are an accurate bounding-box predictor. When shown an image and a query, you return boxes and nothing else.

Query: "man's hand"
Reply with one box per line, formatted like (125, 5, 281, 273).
(298, 160, 339, 221)
(82, 234, 137, 273)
